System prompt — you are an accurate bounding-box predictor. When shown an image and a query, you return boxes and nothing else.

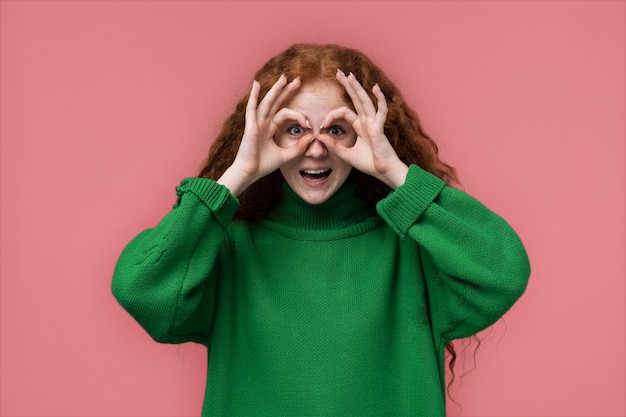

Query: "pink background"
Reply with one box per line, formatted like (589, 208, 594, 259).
(1, 1, 624, 416)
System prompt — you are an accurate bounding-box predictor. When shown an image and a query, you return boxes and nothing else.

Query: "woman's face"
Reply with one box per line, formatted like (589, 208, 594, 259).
(274, 81, 356, 205)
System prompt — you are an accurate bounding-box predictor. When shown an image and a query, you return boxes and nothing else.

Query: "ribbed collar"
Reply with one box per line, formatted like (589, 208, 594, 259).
(259, 180, 382, 241)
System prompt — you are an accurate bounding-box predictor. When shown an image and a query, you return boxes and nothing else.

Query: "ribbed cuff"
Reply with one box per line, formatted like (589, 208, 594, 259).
(175, 177, 240, 228)
(376, 165, 445, 237)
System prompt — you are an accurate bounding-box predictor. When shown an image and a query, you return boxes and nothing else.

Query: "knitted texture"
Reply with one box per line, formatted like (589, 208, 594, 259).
(112, 165, 530, 417)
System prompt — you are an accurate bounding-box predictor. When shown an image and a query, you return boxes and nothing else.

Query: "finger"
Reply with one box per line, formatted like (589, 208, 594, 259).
(347, 72, 378, 117)
(279, 135, 312, 162)
(272, 108, 310, 150)
(336, 69, 366, 116)
(337, 70, 377, 118)
(245, 80, 261, 126)
(256, 74, 289, 118)
(272, 107, 310, 131)
(315, 134, 354, 165)
(372, 84, 389, 126)
(268, 77, 301, 116)
(320, 106, 358, 130)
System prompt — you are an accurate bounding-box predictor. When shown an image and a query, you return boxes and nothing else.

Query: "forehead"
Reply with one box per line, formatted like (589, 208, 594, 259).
(284, 81, 347, 111)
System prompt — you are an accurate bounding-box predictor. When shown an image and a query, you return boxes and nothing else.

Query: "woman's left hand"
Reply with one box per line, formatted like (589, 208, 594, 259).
(316, 70, 409, 189)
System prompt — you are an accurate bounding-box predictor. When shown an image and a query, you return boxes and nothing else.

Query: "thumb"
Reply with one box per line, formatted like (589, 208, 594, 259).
(280, 135, 310, 163)
(316, 135, 354, 165)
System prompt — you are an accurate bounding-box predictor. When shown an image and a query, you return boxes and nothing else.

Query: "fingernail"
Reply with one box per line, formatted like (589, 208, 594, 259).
(306, 119, 311, 129)
(279, 74, 285, 80)
(337, 68, 345, 76)
(348, 72, 355, 79)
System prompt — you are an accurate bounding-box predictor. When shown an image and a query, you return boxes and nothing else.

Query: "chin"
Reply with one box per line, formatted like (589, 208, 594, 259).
(295, 189, 335, 205)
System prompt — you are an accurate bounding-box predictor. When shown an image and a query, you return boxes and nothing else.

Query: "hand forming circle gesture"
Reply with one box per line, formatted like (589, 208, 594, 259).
(316, 70, 409, 189)
(218, 75, 311, 196)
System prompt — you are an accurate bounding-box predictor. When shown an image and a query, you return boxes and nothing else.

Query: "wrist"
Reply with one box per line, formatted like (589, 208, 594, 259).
(217, 166, 257, 197)
(378, 161, 409, 190)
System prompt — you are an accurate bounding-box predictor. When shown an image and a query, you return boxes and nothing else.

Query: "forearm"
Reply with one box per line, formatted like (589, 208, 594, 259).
(377, 165, 530, 337)
(112, 178, 239, 344)
(217, 166, 257, 198)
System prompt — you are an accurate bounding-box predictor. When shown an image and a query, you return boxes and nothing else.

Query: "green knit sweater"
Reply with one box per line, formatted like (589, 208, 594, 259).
(112, 165, 530, 417)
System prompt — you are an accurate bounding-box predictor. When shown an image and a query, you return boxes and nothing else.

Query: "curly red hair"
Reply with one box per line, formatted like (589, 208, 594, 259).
(199, 43, 458, 219)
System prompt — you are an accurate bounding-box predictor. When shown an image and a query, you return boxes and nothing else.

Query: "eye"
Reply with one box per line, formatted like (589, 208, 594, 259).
(287, 125, 305, 136)
(326, 125, 346, 137)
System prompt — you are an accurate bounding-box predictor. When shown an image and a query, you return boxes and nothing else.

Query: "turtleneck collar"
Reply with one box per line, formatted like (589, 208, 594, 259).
(259, 179, 382, 240)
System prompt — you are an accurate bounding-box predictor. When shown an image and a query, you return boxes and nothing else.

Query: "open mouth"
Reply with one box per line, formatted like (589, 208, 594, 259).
(300, 168, 332, 182)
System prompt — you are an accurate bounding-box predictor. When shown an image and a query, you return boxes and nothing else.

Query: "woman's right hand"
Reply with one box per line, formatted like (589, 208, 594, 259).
(217, 75, 310, 197)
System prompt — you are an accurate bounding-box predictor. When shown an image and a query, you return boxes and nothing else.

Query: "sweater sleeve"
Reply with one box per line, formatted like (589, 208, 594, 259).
(376, 165, 530, 343)
(112, 178, 239, 346)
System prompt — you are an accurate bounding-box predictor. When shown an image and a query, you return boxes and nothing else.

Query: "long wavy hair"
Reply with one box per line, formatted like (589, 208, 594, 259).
(198, 43, 464, 395)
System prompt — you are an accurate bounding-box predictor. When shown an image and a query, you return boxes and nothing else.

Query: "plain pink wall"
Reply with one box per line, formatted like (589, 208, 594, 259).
(1, 1, 624, 416)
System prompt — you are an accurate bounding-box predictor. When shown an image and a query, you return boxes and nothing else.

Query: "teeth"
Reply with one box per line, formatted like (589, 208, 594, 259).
(303, 169, 330, 174)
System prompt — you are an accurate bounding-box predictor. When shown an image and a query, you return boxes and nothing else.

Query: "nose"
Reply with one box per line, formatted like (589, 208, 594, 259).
(305, 137, 327, 158)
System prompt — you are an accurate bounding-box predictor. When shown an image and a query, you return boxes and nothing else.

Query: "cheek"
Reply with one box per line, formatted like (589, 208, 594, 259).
(322, 131, 357, 146)
(274, 134, 290, 148)
(342, 132, 357, 147)
(275, 133, 305, 149)
(336, 159, 353, 175)
(279, 159, 298, 174)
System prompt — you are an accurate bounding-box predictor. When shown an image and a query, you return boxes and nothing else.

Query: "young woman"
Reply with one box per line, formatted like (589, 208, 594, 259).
(112, 43, 530, 417)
